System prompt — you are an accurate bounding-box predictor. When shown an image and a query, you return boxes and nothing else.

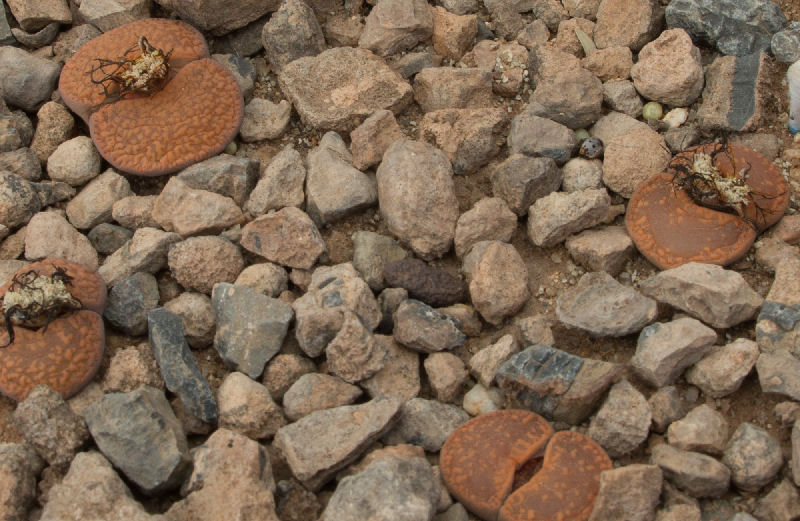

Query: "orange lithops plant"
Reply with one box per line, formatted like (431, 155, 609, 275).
(440, 410, 554, 521)
(626, 144, 789, 270)
(0, 259, 107, 401)
(58, 18, 244, 176)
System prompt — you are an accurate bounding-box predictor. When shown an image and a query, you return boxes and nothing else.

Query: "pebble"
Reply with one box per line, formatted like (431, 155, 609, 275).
(326, 311, 387, 383)
(565, 225, 634, 276)
(240, 207, 326, 270)
(177, 154, 259, 208)
(273, 397, 403, 491)
(696, 52, 768, 132)
(384, 257, 467, 308)
(461, 383, 503, 416)
(424, 352, 468, 403)
(359, 0, 433, 57)
(588, 464, 662, 521)
(490, 154, 562, 216)
(648, 386, 687, 433)
(667, 404, 729, 456)
(24, 210, 98, 270)
(771, 21, 800, 63)
(601, 126, 671, 198)
(462, 240, 530, 325)
(756, 349, 800, 402)
(147, 307, 218, 424)
(217, 371, 286, 439)
(99, 227, 181, 287)
(234, 262, 288, 298)
(639, 262, 763, 329)
(111, 195, 158, 230)
(13, 385, 89, 467)
(468, 334, 518, 388)
(393, 299, 466, 353)
(0, 47, 60, 111)
(630, 317, 717, 388)
(0, 443, 43, 521)
(87, 222, 132, 254)
(602, 79, 643, 118)
(245, 146, 306, 215)
(151, 177, 244, 237)
(413, 67, 494, 113)
(684, 338, 759, 398)
(361, 335, 421, 401)
(527, 188, 610, 247)
(630, 29, 704, 107)
(753, 480, 800, 521)
(556, 271, 657, 337)
(282, 373, 362, 421)
(382, 397, 470, 452)
(103, 271, 159, 336)
(84, 386, 192, 494)
(103, 343, 164, 393)
(212, 282, 293, 378)
(587, 379, 652, 458)
(431, 6, 478, 62)
(46, 136, 102, 187)
(0, 172, 44, 229)
(77, 0, 150, 32)
(580, 46, 632, 81)
(157, 0, 277, 35)
(722, 423, 783, 492)
(0, 147, 42, 181)
(651, 443, 730, 498)
(508, 112, 577, 165)
(351, 230, 408, 292)
(168, 235, 244, 294)
(349, 109, 405, 171)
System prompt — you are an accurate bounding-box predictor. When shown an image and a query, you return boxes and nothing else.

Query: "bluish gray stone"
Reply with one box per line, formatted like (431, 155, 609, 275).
(771, 21, 800, 63)
(147, 308, 218, 424)
(496, 345, 584, 418)
(83, 386, 191, 495)
(104, 271, 159, 336)
(665, 0, 787, 56)
(212, 282, 293, 378)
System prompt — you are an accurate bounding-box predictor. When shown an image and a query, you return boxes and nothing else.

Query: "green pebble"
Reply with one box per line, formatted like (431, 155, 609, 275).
(574, 129, 590, 141)
(642, 101, 663, 122)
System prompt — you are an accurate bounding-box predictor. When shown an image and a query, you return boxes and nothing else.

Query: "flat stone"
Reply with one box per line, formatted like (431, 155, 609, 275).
(278, 46, 412, 132)
(39, 451, 153, 521)
(359, 0, 433, 57)
(322, 456, 439, 521)
(177, 154, 259, 208)
(565, 225, 634, 276)
(462, 240, 530, 325)
(685, 338, 759, 398)
(630, 317, 717, 388)
(241, 207, 325, 270)
(651, 444, 730, 498)
(147, 307, 218, 424)
(667, 404, 728, 457)
(383, 397, 470, 452)
(393, 299, 465, 353)
(13, 385, 89, 467)
(65, 169, 132, 230)
(212, 283, 293, 378)
(387, 50, 442, 79)
(151, 177, 244, 237)
(111, 195, 158, 230)
(217, 372, 286, 439)
(283, 373, 362, 421)
(527, 188, 610, 247)
(587, 464, 662, 521)
(587, 379, 651, 457)
(273, 397, 403, 491)
(420, 108, 507, 176)
(383, 257, 467, 308)
(245, 146, 305, 215)
(377, 140, 459, 260)
(305, 131, 377, 226)
(665, 0, 786, 56)
(696, 52, 769, 132)
(556, 271, 657, 337)
(84, 386, 191, 495)
(491, 154, 561, 216)
(413, 67, 494, 113)
(722, 423, 783, 492)
(756, 257, 800, 353)
(639, 262, 763, 329)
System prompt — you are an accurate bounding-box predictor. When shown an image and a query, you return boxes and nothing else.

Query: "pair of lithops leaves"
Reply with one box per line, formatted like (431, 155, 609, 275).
(626, 144, 789, 270)
(58, 18, 244, 176)
(0, 259, 106, 401)
(440, 409, 611, 521)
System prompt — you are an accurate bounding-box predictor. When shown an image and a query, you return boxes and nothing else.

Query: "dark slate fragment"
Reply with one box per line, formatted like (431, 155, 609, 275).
(383, 257, 467, 307)
(104, 271, 159, 336)
(87, 222, 133, 254)
(147, 307, 218, 423)
(496, 345, 584, 418)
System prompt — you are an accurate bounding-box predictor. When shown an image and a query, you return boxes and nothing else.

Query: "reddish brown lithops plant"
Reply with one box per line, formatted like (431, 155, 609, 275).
(498, 431, 612, 521)
(626, 144, 789, 269)
(440, 410, 554, 521)
(0, 259, 106, 401)
(58, 18, 244, 176)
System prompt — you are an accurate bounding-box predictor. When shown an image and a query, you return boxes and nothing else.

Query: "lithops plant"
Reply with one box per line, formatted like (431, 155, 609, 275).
(0, 259, 106, 401)
(58, 18, 244, 176)
(626, 143, 789, 269)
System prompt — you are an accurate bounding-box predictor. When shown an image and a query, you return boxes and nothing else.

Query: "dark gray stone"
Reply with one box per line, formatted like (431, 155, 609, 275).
(147, 308, 218, 424)
(84, 386, 192, 495)
(87, 222, 133, 254)
(104, 272, 159, 336)
(496, 345, 584, 419)
(387, 51, 442, 79)
(212, 282, 293, 378)
(490, 154, 561, 216)
(665, 0, 787, 56)
(322, 456, 439, 521)
(0, 46, 60, 111)
(383, 258, 467, 308)
(771, 21, 800, 63)
(177, 154, 259, 208)
(261, 0, 326, 72)
(211, 14, 267, 56)
(508, 112, 578, 165)
(212, 53, 256, 101)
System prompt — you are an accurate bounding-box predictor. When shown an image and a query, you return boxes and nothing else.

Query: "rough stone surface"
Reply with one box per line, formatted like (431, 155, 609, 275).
(273, 397, 403, 491)
(639, 263, 763, 329)
(468, 334, 519, 388)
(507, 112, 578, 166)
(454, 197, 516, 258)
(65, 169, 132, 230)
(152, 177, 244, 238)
(413, 67, 494, 113)
(393, 299, 466, 353)
(630, 29, 704, 107)
(461, 240, 530, 325)
(630, 317, 717, 388)
(241, 207, 326, 270)
(152, 0, 280, 35)
(593, 0, 661, 51)
(696, 52, 769, 132)
(424, 352, 468, 403)
(419, 108, 507, 175)
(283, 373, 362, 421)
(723, 423, 784, 492)
(588, 380, 651, 458)
(383, 397, 470, 452)
(46, 136, 102, 187)
(352, 230, 408, 292)
(99, 227, 180, 287)
(104, 271, 159, 336)
(556, 271, 657, 337)
(234, 262, 288, 298)
(24, 210, 98, 270)
(326, 311, 387, 383)
(588, 464, 662, 521)
(245, 146, 305, 215)
(359, 0, 434, 57)
(491, 154, 562, 216)
(667, 404, 728, 456)
(361, 335, 421, 401)
(0, 47, 60, 111)
(0, 443, 42, 521)
(565, 225, 634, 276)
(349, 109, 405, 171)
(84, 386, 191, 495)
(261, 0, 325, 72)
(377, 140, 459, 260)
(527, 188, 611, 247)
(685, 339, 759, 398)
(278, 46, 413, 132)
(383, 257, 467, 308)
(601, 127, 671, 198)
(212, 283, 293, 378)
(168, 235, 245, 294)
(217, 371, 286, 439)
(651, 443, 731, 498)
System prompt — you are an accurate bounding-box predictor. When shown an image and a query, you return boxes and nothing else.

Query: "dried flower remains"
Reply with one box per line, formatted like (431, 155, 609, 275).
(90, 36, 172, 106)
